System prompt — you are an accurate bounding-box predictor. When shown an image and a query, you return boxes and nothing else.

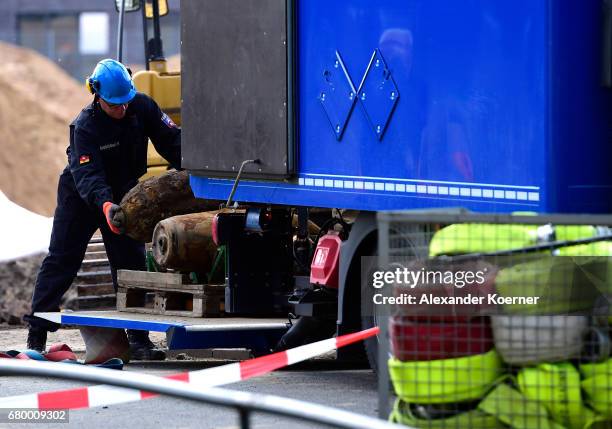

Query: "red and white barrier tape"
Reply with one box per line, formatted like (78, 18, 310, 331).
(0, 327, 379, 410)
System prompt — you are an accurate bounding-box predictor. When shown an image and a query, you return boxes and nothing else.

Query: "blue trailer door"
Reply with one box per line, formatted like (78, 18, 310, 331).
(296, 0, 547, 209)
(181, 0, 295, 179)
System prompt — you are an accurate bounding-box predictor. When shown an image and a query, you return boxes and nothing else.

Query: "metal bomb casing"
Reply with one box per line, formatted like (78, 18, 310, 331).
(152, 211, 219, 272)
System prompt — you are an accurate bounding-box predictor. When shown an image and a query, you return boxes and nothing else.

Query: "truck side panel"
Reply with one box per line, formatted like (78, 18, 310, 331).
(187, 0, 612, 214)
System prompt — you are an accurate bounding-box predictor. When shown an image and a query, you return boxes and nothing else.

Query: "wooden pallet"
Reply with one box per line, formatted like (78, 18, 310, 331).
(117, 270, 225, 317)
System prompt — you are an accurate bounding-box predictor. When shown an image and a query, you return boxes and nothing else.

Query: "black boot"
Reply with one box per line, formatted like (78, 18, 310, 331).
(27, 326, 47, 352)
(126, 330, 166, 361)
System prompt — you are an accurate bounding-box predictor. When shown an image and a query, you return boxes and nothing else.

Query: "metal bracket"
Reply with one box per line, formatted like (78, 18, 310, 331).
(319, 51, 358, 140)
(357, 49, 400, 140)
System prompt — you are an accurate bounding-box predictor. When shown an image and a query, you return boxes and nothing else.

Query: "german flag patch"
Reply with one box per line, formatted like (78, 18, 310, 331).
(161, 113, 177, 129)
(79, 155, 90, 165)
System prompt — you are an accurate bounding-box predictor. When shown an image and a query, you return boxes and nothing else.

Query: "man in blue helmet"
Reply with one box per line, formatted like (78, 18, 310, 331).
(24, 59, 181, 360)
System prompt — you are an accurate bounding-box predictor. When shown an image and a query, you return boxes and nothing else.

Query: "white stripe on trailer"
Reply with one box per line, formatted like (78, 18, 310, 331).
(184, 323, 286, 332)
(304, 172, 540, 190)
(529, 192, 540, 201)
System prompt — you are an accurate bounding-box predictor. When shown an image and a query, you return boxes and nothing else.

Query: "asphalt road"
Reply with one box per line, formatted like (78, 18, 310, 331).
(0, 360, 379, 429)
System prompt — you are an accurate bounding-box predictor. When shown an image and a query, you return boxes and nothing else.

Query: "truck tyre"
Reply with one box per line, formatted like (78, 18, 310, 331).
(360, 244, 382, 371)
(359, 224, 430, 371)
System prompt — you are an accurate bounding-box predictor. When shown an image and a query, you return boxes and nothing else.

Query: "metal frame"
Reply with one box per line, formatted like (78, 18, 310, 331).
(377, 216, 391, 419)
(286, 0, 297, 176)
(375, 209, 612, 422)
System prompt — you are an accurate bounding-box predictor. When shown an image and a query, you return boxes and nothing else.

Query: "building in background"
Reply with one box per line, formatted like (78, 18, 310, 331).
(0, 0, 180, 80)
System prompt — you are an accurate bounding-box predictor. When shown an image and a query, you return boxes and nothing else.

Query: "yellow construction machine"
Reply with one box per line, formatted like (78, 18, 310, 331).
(115, 0, 180, 179)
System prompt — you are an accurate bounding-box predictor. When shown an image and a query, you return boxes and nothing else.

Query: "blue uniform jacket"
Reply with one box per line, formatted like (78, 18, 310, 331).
(65, 92, 181, 210)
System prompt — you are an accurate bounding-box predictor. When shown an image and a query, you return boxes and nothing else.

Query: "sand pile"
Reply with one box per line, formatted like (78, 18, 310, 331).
(0, 41, 91, 216)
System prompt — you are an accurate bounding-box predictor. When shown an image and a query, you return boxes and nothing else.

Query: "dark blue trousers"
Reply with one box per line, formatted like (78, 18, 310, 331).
(25, 170, 145, 331)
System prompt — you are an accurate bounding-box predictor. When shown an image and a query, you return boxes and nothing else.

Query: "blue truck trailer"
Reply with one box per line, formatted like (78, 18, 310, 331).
(37, 0, 612, 367)
(179, 0, 612, 363)
(185, 0, 612, 214)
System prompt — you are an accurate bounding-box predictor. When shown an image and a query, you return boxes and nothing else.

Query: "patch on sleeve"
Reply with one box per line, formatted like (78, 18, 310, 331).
(79, 155, 91, 165)
(161, 112, 177, 128)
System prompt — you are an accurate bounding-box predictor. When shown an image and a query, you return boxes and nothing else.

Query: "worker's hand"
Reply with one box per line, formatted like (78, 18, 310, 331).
(102, 202, 125, 235)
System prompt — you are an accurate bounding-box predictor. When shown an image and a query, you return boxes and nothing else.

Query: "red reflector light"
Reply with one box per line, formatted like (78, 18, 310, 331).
(310, 233, 342, 289)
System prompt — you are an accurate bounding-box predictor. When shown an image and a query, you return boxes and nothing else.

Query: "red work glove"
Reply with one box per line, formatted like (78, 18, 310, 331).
(102, 202, 125, 235)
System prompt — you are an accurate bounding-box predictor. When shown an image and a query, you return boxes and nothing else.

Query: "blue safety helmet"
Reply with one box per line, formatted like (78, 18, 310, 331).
(86, 59, 136, 105)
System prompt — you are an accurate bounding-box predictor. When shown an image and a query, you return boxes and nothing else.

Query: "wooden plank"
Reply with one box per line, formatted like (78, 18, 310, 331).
(118, 271, 224, 294)
(118, 270, 186, 286)
(119, 281, 225, 295)
(117, 282, 207, 294)
(116, 291, 128, 312)
(192, 297, 203, 316)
